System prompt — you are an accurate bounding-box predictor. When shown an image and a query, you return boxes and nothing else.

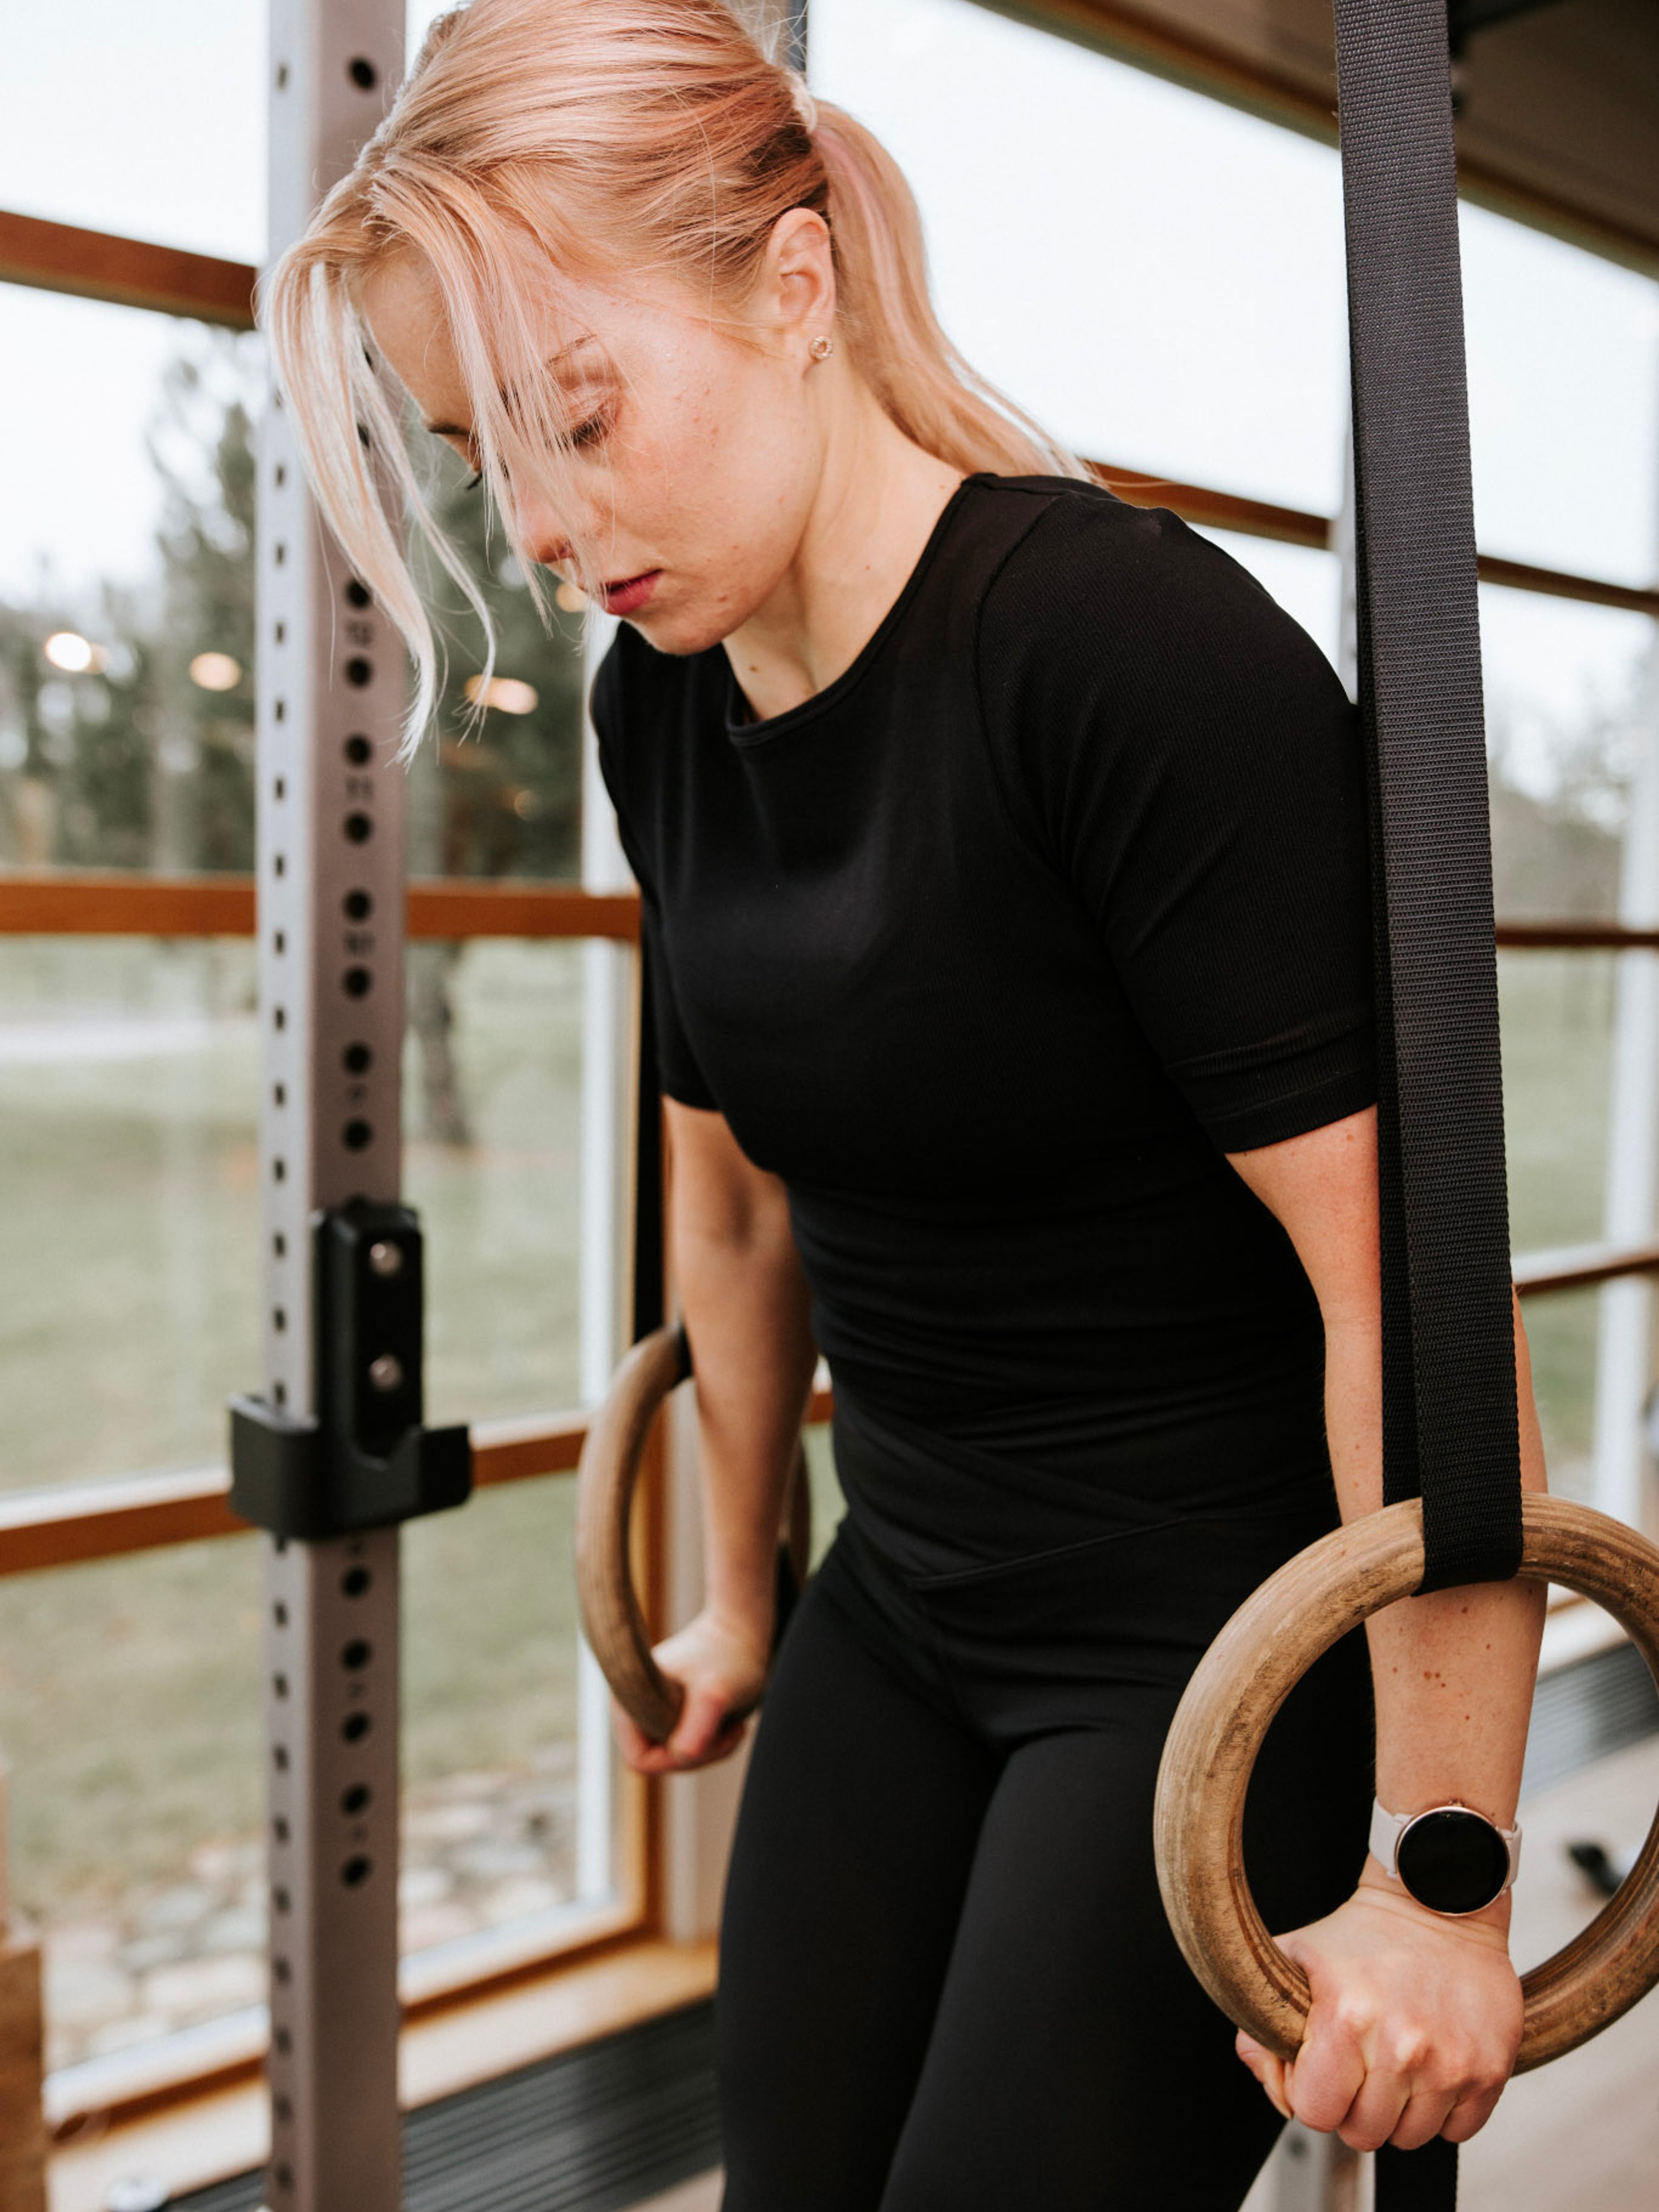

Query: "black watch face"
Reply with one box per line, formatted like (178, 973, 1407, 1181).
(1396, 1809, 1510, 1914)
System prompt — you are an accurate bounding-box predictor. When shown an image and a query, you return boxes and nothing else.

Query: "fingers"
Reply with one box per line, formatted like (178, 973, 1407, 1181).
(667, 1680, 741, 1763)
(1235, 2032, 1292, 2121)
(1280, 2020, 1367, 2139)
(612, 1688, 751, 1775)
(1288, 2023, 1500, 2154)
(612, 1702, 654, 1768)
(1386, 2086, 1462, 2155)
(1441, 2079, 1507, 2144)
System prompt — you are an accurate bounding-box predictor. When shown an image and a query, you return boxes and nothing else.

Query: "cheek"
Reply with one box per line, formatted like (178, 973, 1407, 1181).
(607, 358, 814, 623)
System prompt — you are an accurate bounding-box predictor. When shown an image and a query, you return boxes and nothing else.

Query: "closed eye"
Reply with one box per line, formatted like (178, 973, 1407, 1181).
(562, 404, 612, 454)
(463, 405, 607, 486)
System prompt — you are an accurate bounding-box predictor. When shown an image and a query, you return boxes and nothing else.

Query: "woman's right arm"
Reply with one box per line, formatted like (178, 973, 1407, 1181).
(613, 1098, 819, 1776)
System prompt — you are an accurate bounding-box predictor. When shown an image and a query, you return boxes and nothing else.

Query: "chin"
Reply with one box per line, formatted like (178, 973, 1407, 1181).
(627, 601, 744, 658)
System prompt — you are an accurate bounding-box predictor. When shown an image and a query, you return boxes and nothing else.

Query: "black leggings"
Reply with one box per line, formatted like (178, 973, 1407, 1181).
(716, 1504, 1375, 2211)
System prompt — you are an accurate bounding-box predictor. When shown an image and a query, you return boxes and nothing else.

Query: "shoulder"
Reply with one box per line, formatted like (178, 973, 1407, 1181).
(964, 475, 1361, 884)
(971, 473, 1336, 706)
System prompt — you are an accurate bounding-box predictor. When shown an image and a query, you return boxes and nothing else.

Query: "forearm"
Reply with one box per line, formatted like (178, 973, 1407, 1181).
(1326, 1291, 1547, 1894)
(673, 1208, 818, 1629)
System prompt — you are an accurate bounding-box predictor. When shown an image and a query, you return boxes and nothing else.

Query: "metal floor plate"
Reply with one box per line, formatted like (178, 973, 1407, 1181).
(1523, 1637, 1659, 1798)
(174, 2001, 718, 2212)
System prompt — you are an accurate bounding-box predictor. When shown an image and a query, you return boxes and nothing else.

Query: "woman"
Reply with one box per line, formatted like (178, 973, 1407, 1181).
(267, 3, 1548, 2204)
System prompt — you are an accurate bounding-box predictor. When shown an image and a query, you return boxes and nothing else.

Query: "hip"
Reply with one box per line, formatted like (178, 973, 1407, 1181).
(810, 1481, 1364, 1754)
(829, 1379, 1338, 1585)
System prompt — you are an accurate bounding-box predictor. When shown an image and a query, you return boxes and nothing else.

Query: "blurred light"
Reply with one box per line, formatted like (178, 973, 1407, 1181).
(44, 631, 105, 674)
(512, 788, 540, 820)
(464, 674, 539, 715)
(189, 652, 243, 692)
(555, 581, 587, 613)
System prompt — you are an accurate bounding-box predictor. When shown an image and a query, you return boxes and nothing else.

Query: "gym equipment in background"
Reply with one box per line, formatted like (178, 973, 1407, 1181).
(225, 10, 472, 2212)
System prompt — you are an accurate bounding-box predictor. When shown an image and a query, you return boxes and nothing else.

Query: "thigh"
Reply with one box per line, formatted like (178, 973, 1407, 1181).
(717, 1565, 999, 2212)
(877, 1641, 1372, 2212)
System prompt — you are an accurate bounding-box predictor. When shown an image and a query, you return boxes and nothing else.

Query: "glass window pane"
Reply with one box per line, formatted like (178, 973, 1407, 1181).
(401, 1475, 595, 1968)
(1463, 205, 1659, 591)
(0, 1536, 265, 2074)
(0, 937, 260, 1495)
(409, 941, 585, 1428)
(1484, 588, 1656, 920)
(810, 0, 1349, 515)
(1522, 1284, 1601, 1506)
(0, 1, 265, 263)
(1500, 950, 1616, 1256)
(0, 293, 262, 874)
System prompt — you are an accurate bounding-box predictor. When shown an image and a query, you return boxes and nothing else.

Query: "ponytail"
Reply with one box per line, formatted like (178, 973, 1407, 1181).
(813, 101, 1086, 482)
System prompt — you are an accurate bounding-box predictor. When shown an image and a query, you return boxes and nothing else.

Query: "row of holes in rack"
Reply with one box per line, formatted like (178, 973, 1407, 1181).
(266, 1551, 381, 2155)
(267, 573, 384, 1406)
(263, 46, 390, 2195)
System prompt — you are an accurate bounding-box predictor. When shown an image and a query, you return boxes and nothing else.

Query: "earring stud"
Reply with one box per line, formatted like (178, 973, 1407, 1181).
(809, 334, 834, 362)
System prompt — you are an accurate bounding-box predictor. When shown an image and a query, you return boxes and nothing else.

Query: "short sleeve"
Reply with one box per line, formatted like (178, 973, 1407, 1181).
(590, 640, 720, 1112)
(977, 493, 1376, 1153)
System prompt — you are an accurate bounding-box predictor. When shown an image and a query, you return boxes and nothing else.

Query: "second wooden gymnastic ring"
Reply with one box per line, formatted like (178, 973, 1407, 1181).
(575, 1324, 813, 1745)
(1153, 1492, 1659, 2073)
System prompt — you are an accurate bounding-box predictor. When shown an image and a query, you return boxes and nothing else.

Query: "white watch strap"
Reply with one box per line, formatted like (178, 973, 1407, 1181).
(1370, 1798, 1522, 1891)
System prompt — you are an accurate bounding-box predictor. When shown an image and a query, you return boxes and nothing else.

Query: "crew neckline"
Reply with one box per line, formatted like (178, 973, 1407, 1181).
(722, 473, 987, 747)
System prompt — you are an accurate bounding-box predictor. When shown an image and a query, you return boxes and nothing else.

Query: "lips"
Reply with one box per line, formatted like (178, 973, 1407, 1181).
(600, 570, 661, 617)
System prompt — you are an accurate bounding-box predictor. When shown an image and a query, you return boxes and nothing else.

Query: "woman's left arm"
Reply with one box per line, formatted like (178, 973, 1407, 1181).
(1225, 1103, 1548, 2153)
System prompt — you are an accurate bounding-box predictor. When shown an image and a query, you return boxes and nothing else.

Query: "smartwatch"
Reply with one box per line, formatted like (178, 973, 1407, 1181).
(1369, 1799, 1522, 1916)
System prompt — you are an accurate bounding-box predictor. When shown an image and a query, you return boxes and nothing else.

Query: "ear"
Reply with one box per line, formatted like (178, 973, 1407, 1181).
(758, 207, 836, 359)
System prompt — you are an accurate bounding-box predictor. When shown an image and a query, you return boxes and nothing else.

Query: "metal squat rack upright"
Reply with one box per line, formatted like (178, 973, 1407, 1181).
(228, 7, 471, 2210)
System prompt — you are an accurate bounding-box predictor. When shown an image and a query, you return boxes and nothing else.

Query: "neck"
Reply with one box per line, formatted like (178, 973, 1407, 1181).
(721, 380, 966, 723)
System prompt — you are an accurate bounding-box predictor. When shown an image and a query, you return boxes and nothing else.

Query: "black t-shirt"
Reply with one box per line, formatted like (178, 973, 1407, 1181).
(593, 473, 1376, 1570)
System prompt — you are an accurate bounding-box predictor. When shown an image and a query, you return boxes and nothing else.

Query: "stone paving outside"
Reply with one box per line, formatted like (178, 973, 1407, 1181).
(41, 1747, 578, 2074)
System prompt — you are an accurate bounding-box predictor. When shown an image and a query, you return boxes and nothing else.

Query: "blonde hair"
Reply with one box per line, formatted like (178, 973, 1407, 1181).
(261, 0, 1087, 747)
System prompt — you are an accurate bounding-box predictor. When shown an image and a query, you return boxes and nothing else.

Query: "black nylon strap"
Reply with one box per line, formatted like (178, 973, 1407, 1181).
(1332, 5, 1526, 2203)
(1377, 2135, 1460, 2211)
(1334, 0, 1522, 1591)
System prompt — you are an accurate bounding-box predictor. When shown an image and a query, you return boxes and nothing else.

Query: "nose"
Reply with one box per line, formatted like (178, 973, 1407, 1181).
(522, 523, 574, 572)
(528, 530, 575, 572)
(512, 483, 574, 572)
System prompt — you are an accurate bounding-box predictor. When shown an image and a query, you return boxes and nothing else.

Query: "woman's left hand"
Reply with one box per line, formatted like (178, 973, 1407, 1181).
(1234, 1870, 1523, 2151)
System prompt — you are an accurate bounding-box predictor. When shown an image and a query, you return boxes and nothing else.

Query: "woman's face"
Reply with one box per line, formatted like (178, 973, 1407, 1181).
(359, 217, 836, 657)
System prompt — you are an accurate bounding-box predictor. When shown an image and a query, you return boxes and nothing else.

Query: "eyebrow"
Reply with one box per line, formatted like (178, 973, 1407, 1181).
(423, 339, 603, 438)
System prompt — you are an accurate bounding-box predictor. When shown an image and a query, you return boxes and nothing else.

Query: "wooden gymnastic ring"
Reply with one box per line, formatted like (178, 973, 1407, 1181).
(1154, 1492, 1659, 2073)
(575, 1324, 813, 1745)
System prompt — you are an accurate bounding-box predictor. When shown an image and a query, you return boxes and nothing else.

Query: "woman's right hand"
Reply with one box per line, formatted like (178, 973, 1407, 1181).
(613, 1603, 774, 1774)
